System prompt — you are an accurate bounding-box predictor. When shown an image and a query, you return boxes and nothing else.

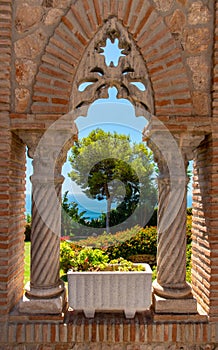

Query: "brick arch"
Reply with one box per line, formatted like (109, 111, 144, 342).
(31, 0, 192, 117)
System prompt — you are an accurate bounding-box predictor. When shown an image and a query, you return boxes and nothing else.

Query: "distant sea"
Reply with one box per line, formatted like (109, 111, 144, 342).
(25, 193, 192, 218)
(25, 193, 114, 219)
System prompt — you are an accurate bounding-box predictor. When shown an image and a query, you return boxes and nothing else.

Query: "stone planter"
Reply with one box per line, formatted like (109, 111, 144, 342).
(67, 263, 152, 318)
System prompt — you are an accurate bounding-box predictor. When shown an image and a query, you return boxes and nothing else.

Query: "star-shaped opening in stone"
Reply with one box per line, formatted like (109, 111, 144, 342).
(100, 38, 125, 67)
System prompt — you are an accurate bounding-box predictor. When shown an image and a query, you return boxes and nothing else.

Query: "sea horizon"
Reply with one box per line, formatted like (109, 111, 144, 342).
(25, 192, 193, 219)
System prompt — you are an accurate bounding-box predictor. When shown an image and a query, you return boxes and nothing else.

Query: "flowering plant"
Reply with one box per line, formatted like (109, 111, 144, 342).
(60, 243, 145, 272)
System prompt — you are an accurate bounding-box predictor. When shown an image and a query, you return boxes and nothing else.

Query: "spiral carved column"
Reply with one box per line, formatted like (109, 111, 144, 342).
(17, 127, 77, 314)
(26, 174, 64, 298)
(152, 168, 197, 313)
(144, 122, 204, 313)
(153, 174, 192, 299)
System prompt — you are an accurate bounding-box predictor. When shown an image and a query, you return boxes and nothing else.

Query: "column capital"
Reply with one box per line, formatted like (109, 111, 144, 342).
(15, 130, 44, 158)
(143, 118, 206, 162)
(173, 133, 206, 161)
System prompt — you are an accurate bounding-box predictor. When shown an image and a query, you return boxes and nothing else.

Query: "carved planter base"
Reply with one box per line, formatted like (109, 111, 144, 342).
(67, 264, 152, 319)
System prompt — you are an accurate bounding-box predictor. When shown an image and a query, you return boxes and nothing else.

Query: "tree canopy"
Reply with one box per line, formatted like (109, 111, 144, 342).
(68, 129, 157, 233)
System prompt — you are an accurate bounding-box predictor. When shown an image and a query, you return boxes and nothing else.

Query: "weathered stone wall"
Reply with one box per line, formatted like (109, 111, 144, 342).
(0, 0, 218, 348)
(0, 0, 25, 318)
(11, 0, 213, 130)
(8, 133, 26, 311)
(192, 135, 214, 318)
(191, 0, 218, 323)
(0, 0, 13, 316)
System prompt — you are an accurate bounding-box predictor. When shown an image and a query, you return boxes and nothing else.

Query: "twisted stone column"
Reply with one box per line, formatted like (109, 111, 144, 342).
(153, 174, 191, 299)
(17, 125, 77, 314)
(143, 122, 202, 313)
(26, 173, 64, 298)
(26, 132, 72, 300)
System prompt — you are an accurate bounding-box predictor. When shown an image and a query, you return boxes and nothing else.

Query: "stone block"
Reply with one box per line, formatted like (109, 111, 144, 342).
(188, 1, 211, 25)
(187, 57, 210, 91)
(18, 292, 65, 315)
(153, 0, 174, 12)
(15, 4, 43, 32)
(52, 0, 71, 8)
(15, 59, 37, 86)
(192, 92, 210, 116)
(183, 28, 210, 54)
(14, 29, 46, 59)
(15, 88, 30, 113)
(153, 294, 198, 314)
(165, 9, 186, 35)
(44, 9, 64, 26)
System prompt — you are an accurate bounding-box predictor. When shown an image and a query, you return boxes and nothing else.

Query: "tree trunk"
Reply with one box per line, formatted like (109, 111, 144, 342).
(106, 196, 112, 233)
(104, 183, 111, 234)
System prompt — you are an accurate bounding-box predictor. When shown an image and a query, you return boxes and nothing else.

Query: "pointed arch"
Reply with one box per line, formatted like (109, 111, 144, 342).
(31, 0, 192, 118)
(70, 17, 154, 121)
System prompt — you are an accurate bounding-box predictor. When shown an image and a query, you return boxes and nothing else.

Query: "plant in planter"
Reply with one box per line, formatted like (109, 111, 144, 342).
(66, 247, 152, 318)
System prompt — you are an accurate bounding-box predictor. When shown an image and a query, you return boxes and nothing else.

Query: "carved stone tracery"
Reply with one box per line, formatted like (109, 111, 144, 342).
(71, 18, 154, 120)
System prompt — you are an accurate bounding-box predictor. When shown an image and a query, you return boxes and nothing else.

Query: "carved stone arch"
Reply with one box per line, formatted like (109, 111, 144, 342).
(31, 0, 193, 119)
(71, 17, 154, 121)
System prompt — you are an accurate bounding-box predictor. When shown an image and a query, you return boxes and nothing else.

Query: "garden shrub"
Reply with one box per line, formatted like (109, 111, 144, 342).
(186, 215, 192, 245)
(60, 241, 82, 273)
(24, 222, 31, 242)
(75, 247, 109, 271)
(60, 215, 193, 279)
(186, 243, 192, 283)
(24, 214, 31, 242)
(77, 225, 142, 248)
(186, 207, 192, 216)
(60, 245, 145, 272)
(105, 226, 157, 260)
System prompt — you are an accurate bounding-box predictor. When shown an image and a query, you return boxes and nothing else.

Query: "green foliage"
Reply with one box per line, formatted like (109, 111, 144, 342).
(60, 241, 82, 273)
(61, 191, 88, 237)
(186, 214, 192, 245)
(76, 225, 143, 248)
(24, 242, 31, 285)
(60, 244, 145, 272)
(186, 243, 192, 283)
(105, 226, 157, 260)
(68, 128, 157, 232)
(70, 214, 194, 280)
(186, 207, 192, 216)
(26, 213, 31, 223)
(186, 212, 193, 283)
(152, 265, 157, 281)
(108, 257, 145, 271)
(24, 214, 31, 242)
(75, 225, 157, 259)
(75, 248, 109, 271)
(23, 209, 194, 284)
